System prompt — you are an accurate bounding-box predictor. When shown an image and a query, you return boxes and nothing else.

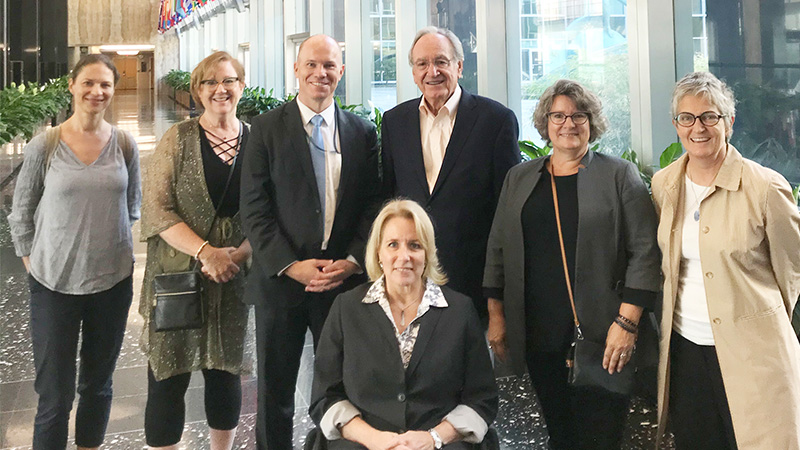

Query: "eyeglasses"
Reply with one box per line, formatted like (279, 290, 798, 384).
(547, 112, 590, 125)
(674, 111, 725, 127)
(199, 77, 240, 88)
(412, 58, 453, 72)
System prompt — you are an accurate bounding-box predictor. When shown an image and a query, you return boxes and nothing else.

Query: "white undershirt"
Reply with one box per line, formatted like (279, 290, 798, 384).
(673, 175, 715, 345)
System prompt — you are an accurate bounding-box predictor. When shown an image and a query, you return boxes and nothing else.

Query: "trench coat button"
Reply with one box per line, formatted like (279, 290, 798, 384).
(397, 393, 406, 402)
(702, 226, 710, 234)
(169, 248, 176, 257)
(713, 318, 721, 324)
(315, 209, 321, 214)
(705, 272, 714, 279)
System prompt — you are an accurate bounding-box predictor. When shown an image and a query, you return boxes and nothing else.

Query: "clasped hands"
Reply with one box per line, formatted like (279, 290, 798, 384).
(198, 246, 244, 284)
(285, 258, 359, 292)
(364, 430, 438, 450)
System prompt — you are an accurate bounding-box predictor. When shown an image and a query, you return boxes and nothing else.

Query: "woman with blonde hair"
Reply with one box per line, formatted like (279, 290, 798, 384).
(310, 199, 498, 449)
(139, 51, 251, 449)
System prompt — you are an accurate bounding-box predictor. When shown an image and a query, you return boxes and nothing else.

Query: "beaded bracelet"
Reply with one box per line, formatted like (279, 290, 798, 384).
(614, 316, 638, 334)
(616, 314, 639, 329)
(194, 240, 210, 260)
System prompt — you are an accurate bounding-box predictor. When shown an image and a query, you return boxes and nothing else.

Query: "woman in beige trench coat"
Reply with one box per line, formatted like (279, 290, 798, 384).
(652, 71, 800, 449)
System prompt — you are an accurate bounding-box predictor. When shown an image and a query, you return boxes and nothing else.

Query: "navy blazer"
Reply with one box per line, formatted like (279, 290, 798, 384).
(240, 100, 381, 306)
(381, 88, 520, 316)
(310, 282, 498, 437)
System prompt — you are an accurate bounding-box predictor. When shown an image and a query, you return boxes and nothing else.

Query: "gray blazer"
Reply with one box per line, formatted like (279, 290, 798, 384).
(482, 151, 661, 375)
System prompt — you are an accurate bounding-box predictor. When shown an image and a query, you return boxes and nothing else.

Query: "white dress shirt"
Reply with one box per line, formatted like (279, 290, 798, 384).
(297, 99, 341, 250)
(419, 85, 461, 192)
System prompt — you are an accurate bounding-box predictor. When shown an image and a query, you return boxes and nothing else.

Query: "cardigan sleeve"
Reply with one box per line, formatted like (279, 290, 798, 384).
(123, 129, 142, 224)
(140, 123, 185, 241)
(483, 168, 515, 299)
(618, 161, 662, 303)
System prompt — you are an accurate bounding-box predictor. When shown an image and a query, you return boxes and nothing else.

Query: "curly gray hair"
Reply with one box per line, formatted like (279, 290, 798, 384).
(532, 79, 608, 144)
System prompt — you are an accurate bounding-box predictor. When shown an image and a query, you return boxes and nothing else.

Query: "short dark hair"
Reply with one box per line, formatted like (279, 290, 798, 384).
(70, 54, 120, 85)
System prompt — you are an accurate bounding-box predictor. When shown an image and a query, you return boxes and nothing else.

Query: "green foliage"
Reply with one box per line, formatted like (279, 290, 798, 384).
(518, 140, 551, 161)
(619, 148, 652, 187)
(792, 184, 799, 206)
(236, 86, 286, 121)
(659, 142, 683, 169)
(0, 76, 72, 145)
(163, 69, 191, 92)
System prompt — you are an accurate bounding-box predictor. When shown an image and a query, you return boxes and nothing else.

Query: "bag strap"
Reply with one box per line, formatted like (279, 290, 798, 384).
(191, 121, 243, 270)
(43, 126, 61, 180)
(549, 161, 584, 340)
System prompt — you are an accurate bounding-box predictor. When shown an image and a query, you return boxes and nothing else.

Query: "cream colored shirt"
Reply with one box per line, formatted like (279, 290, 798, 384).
(419, 85, 461, 192)
(297, 99, 341, 249)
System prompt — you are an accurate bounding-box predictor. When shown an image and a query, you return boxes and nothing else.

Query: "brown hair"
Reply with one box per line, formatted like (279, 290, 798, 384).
(189, 51, 246, 104)
(532, 79, 608, 144)
(70, 54, 120, 85)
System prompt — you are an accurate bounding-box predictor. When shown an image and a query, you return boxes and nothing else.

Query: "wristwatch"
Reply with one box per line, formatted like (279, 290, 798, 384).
(428, 428, 443, 449)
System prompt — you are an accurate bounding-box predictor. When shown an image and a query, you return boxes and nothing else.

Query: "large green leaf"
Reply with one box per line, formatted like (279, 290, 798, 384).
(659, 142, 684, 169)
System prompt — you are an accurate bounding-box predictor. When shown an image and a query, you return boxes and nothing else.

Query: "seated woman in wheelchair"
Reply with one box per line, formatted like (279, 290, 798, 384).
(310, 199, 498, 450)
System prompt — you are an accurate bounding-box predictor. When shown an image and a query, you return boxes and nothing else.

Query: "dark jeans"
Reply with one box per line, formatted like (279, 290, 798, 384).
(29, 275, 132, 449)
(145, 367, 242, 446)
(526, 351, 629, 450)
(255, 296, 333, 450)
(669, 332, 738, 450)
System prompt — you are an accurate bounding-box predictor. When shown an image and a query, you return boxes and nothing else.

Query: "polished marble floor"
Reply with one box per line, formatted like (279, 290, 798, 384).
(0, 89, 672, 449)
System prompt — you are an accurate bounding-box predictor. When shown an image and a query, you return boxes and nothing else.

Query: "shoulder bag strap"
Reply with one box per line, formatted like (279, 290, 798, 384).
(549, 161, 583, 340)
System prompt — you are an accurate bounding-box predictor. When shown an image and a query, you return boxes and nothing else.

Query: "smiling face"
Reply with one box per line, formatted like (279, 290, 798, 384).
(411, 33, 463, 113)
(547, 95, 591, 155)
(379, 216, 426, 292)
(674, 94, 731, 163)
(198, 61, 244, 118)
(69, 62, 115, 115)
(294, 35, 344, 111)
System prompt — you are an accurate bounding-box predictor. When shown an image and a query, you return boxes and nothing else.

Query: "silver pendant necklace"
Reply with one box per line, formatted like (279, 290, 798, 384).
(393, 300, 418, 326)
(687, 170, 711, 222)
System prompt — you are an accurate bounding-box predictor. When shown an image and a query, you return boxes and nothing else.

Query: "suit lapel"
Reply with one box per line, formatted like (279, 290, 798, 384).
(334, 106, 353, 213)
(284, 100, 323, 211)
(405, 306, 443, 377)
(366, 302, 406, 367)
(403, 102, 431, 200)
(430, 89, 477, 200)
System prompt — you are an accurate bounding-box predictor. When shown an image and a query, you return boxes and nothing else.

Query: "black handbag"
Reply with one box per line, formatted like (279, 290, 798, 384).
(550, 163, 635, 396)
(152, 123, 242, 332)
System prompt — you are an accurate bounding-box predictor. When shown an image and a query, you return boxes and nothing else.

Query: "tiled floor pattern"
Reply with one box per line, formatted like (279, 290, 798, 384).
(0, 89, 673, 449)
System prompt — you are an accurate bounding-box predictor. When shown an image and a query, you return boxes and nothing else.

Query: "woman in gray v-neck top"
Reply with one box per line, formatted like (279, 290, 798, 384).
(7, 54, 140, 450)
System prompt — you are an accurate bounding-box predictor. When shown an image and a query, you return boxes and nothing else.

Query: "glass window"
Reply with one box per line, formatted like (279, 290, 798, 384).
(429, 0, 478, 94)
(332, 0, 346, 99)
(692, 0, 800, 184)
(517, 0, 630, 156)
(370, 0, 396, 111)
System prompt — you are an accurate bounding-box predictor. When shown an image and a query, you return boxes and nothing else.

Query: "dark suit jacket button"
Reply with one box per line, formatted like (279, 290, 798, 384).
(315, 209, 321, 214)
(397, 393, 406, 402)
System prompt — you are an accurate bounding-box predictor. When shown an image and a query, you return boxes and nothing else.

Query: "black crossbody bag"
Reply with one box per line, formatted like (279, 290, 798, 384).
(153, 124, 242, 332)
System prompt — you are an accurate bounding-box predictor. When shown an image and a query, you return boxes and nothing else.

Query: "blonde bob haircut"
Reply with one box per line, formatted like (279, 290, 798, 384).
(189, 51, 245, 105)
(364, 199, 448, 285)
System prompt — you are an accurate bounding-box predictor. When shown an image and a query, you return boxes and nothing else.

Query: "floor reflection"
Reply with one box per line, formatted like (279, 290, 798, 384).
(0, 90, 672, 449)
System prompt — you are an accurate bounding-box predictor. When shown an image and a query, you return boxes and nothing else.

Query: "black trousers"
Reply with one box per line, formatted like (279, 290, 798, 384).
(669, 332, 738, 450)
(255, 295, 333, 450)
(29, 275, 132, 449)
(144, 367, 242, 446)
(526, 351, 629, 450)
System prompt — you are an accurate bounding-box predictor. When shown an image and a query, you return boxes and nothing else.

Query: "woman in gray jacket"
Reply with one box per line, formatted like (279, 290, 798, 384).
(482, 79, 660, 450)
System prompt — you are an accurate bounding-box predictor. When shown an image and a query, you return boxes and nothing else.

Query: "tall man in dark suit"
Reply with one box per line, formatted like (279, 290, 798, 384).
(381, 27, 520, 319)
(241, 34, 381, 450)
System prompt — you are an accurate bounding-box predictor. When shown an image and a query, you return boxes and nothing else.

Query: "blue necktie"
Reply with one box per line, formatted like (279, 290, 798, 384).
(309, 114, 326, 219)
